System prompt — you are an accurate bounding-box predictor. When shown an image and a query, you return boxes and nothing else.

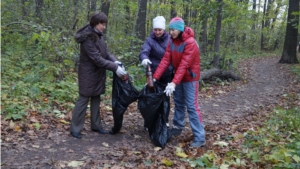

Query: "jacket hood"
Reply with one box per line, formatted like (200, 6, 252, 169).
(74, 24, 102, 43)
(181, 27, 194, 41)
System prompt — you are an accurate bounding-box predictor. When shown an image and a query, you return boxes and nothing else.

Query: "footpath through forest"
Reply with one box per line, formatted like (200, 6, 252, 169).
(1, 56, 299, 168)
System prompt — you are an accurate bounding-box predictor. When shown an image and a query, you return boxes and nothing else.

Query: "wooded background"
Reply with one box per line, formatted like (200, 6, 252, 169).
(1, 0, 299, 119)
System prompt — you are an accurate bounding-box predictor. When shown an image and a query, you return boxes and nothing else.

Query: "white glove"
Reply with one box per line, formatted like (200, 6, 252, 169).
(116, 66, 127, 78)
(141, 59, 152, 67)
(153, 78, 156, 82)
(164, 82, 176, 96)
(114, 60, 122, 65)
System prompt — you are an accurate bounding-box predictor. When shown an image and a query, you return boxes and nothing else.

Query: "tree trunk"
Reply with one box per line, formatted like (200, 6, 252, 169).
(213, 0, 223, 68)
(200, 0, 209, 56)
(72, 0, 79, 30)
(135, 0, 147, 41)
(183, 0, 191, 26)
(35, 0, 44, 21)
(22, 0, 29, 19)
(261, 0, 267, 50)
(91, 0, 96, 11)
(251, 0, 256, 30)
(101, 0, 110, 35)
(125, 1, 130, 34)
(279, 0, 299, 64)
(170, 0, 177, 18)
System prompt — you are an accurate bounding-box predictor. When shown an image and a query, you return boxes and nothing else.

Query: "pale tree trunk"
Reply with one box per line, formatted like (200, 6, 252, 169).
(135, 0, 147, 41)
(279, 0, 299, 64)
(213, 0, 223, 68)
(271, 0, 282, 50)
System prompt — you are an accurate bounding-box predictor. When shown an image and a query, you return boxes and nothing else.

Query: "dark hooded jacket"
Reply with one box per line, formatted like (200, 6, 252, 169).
(139, 31, 173, 78)
(74, 24, 118, 97)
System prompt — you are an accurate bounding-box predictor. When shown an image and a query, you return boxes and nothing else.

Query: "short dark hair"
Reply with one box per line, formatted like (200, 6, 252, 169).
(89, 12, 108, 27)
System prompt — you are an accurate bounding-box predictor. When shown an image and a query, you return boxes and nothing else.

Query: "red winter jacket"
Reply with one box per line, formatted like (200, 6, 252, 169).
(153, 27, 200, 84)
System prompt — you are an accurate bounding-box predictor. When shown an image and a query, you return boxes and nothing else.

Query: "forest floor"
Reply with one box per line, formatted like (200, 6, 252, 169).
(1, 56, 299, 169)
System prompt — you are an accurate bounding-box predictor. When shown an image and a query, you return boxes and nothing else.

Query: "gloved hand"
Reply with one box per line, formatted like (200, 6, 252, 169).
(153, 78, 156, 82)
(141, 59, 152, 68)
(164, 82, 176, 96)
(116, 66, 127, 78)
(114, 60, 122, 65)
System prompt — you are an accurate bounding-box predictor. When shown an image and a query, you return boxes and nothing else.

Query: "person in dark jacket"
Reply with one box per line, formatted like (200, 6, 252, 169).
(153, 17, 206, 147)
(70, 12, 127, 139)
(139, 16, 173, 129)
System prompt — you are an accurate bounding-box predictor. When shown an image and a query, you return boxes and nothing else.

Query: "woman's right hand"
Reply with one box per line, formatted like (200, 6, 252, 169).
(116, 66, 127, 77)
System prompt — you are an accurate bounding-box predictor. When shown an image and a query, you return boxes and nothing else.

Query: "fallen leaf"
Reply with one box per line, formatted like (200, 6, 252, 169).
(154, 147, 162, 151)
(161, 158, 173, 166)
(220, 164, 229, 169)
(60, 120, 70, 125)
(213, 141, 228, 147)
(32, 145, 39, 148)
(102, 142, 109, 147)
(134, 135, 141, 139)
(67, 161, 84, 167)
(176, 152, 188, 158)
(13, 125, 21, 132)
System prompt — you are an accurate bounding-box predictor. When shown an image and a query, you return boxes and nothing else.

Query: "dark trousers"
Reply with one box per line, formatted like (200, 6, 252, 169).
(70, 95, 102, 133)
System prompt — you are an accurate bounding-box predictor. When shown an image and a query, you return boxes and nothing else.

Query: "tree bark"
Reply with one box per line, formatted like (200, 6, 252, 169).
(170, 0, 177, 18)
(101, 0, 110, 35)
(200, 0, 209, 56)
(35, 0, 44, 21)
(213, 0, 223, 68)
(183, 0, 191, 26)
(22, 0, 29, 19)
(279, 0, 299, 64)
(260, 0, 267, 50)
(135, 0, 147, 41)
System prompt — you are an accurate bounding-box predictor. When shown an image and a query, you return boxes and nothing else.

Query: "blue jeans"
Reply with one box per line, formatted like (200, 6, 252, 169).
(173, 81, 205, 142)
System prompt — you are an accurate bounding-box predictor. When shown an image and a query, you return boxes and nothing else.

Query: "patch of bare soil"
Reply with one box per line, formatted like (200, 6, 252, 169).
(1, 56, 299, 168)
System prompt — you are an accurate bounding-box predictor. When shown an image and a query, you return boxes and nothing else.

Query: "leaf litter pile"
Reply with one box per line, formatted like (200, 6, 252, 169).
(1, 56, 299, 168)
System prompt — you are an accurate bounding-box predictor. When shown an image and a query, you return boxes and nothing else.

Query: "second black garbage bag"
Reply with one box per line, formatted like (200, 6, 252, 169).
(138, 81, 169, 148)
(111, 72, 139, 134)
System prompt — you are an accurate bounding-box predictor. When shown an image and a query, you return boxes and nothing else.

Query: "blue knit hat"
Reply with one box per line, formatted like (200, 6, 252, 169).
(168, 17, 185, 32)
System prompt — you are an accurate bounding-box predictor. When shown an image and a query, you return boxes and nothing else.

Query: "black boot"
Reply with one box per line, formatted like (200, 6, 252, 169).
(91, 127, 108, 134)
(70, 132, 82, 139)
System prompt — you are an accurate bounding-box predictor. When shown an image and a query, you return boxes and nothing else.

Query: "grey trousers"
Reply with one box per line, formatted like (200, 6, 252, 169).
(70, 95, 102, 133)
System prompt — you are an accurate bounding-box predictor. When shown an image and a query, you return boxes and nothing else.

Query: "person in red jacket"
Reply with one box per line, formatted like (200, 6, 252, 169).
(153, 17, 205, 147)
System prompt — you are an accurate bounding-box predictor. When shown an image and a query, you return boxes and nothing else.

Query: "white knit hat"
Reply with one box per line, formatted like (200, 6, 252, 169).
(153, 16, 166, 30)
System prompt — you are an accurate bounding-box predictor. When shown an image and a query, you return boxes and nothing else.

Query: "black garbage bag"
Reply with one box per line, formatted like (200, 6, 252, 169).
(138, 82, 169, 148)
(111, 73, 139, 134)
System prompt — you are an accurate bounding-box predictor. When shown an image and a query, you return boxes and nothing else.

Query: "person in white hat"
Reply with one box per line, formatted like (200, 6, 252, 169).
(139, 16, 173, 130)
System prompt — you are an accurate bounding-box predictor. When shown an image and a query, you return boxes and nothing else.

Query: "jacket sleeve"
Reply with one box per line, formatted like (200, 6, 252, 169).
(139, 38, 151, 62)
(153, 42, 171, 80)
(82, 39, 118, 72)
(172, 38, 197, 84)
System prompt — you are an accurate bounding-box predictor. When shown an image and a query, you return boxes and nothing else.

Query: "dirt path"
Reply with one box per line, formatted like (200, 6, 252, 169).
(1, 56, 296, 168)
